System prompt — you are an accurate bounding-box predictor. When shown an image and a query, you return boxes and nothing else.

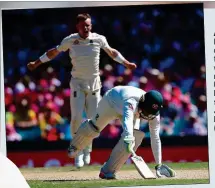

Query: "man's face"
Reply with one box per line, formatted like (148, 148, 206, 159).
(138, 109, 157, 121)
(76, 18, 92, 39)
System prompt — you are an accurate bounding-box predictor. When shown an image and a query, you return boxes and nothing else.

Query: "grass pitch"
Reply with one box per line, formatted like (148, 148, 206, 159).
(22, 162, 209, 188)
(29, 179, 208, 188)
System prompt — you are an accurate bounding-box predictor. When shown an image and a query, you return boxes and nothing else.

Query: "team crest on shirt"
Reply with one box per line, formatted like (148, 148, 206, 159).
(152, 104, 158, 110)
(89, 40, 93, 45)
(73, 40, 79, 45)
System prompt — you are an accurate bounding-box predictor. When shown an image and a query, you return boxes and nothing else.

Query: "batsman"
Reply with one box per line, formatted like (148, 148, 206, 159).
(68, 85, 176, 179)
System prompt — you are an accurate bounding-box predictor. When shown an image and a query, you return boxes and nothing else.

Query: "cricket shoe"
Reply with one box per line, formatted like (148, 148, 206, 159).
(75, 151, 84, 168)
(99, 168, 116, 180)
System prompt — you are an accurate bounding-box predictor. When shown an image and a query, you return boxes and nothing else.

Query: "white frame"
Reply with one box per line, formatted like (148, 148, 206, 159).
(0, 1, 214, 188)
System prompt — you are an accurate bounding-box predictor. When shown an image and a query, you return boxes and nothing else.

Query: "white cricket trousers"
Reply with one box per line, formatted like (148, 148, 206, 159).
(70, 76, 101, 138)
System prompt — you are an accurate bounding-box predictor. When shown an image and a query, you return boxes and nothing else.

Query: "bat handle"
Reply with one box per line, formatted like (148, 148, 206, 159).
(131, 149, 137, 157)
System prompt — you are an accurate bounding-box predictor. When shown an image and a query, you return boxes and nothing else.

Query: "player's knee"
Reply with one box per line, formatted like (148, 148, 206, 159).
(69, 119, 100, 152)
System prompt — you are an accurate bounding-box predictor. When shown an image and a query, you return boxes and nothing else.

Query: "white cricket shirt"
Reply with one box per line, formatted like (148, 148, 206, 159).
(56, 32, 110, 80)
(107, 85, 162, 164)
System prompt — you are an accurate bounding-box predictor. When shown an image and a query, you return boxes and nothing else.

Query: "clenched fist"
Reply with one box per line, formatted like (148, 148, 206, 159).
(124, 62, 137, 70)
(27, 61, 40, 71)
(123, 135, 135, 153)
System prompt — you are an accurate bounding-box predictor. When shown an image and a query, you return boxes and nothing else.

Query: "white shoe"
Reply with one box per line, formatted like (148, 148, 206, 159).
(75, 151, 84, 168)
(83, 150, 91, 165)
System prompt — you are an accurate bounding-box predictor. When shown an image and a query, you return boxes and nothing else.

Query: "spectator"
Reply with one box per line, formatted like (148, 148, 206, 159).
(38, 101, 66, 141)
(14, 97, 40, 140)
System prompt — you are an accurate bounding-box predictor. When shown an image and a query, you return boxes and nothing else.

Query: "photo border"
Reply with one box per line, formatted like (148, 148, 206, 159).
(0, 1, 214, 188)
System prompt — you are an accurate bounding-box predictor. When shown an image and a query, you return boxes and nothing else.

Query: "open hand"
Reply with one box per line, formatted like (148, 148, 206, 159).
(155, 164, 176, 178)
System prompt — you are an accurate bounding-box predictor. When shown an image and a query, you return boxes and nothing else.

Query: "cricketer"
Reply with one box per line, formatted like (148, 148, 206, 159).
(68, 85, 176, 179)
(27, 13, 137, 168)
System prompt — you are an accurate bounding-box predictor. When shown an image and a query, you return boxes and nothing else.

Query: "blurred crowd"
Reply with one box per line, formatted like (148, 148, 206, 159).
(3, 4, 207, 142)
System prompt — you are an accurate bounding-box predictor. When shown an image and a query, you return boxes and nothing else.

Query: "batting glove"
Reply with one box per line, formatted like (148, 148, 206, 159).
(123, 135, 135, 153)
(155, 164, 176, 178)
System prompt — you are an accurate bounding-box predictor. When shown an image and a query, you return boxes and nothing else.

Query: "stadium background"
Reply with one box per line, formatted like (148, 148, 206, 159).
(2, 3, 208, 167)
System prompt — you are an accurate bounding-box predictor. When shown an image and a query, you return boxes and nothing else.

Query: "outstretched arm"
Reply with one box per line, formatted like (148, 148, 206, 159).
(149, 116, 162, 165)
(149, 116, 176, 178)
(27, 35, 70, 71)
(100, 36, 137, 70)
(27, 48, 60, 71)
(103, 47, 137, 70)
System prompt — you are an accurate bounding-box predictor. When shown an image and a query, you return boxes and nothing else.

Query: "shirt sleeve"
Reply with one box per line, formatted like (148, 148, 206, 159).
(122, 99, 137, 137)
(56, 36, 71, 52)
(100, 36, 110, 49)
(149, 115, 162, 164)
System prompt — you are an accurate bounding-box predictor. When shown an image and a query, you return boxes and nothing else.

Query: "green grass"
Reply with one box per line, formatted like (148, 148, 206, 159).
(20, 162, 209, 173)
(28, 179, 209, 188)
(22, 162, 209, 188)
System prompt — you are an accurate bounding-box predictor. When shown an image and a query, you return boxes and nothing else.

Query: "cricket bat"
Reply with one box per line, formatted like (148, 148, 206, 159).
(131, 151, 156, 179)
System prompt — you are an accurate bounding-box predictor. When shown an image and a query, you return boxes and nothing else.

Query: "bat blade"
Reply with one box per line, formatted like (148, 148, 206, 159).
(131, 155, 156, 179)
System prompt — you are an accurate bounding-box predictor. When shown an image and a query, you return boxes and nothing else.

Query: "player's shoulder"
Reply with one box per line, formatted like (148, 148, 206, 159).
(91, 32, 107, 40)
(128, 86, 146, 95)
(62, 33, 79, 42)
(141, 89, 147, 95)
(149, 114, 160, 125)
